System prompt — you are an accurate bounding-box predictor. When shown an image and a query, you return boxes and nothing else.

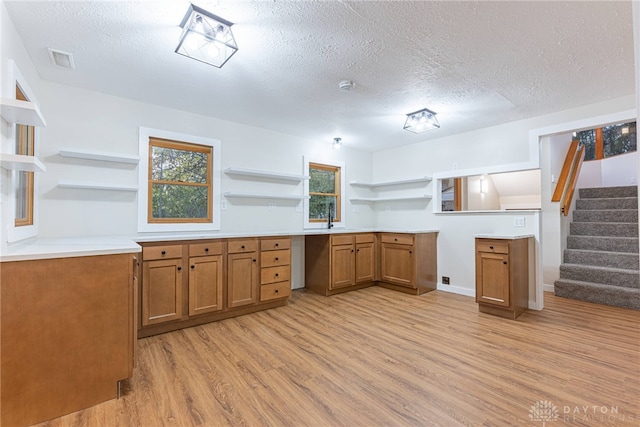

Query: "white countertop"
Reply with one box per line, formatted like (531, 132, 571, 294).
(474, 233, 535, 240)
(1, 229, 439, 262)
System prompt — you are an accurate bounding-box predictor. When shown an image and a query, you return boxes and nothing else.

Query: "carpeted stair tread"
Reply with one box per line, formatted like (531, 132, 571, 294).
(559, 263, 639, 288)
(576, 197, 638, 210)
(567, 235, 639, 253)
(569, 221, 638, 237)
(563, 249, 639, 270)
(579, 186, 638, 199)
(573, 209, 638, 223)
(554, 278, 640, 310)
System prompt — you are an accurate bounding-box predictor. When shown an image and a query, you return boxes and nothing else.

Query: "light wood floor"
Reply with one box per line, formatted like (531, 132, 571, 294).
(37, 288, 639, 426)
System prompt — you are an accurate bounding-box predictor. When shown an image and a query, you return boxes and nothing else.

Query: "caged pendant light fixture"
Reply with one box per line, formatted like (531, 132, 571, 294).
(175, 4, 238, 68)
(403, 108, 440, 133)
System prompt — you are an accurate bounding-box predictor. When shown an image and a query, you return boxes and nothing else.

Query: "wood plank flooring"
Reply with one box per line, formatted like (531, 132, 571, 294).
(36, 288, 639, 426)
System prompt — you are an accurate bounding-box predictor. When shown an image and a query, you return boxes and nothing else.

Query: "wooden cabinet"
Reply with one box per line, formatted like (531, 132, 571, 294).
(188, 242, 223, 316)
(379, 232, 438, 295)
(227, 238, 259, 308)
(141, 244, 184, 326)
(260, 237, 292, 301)
(1, 253, 137, 427)
(475, 237, 530, 319)
(305, 233, 377, 296)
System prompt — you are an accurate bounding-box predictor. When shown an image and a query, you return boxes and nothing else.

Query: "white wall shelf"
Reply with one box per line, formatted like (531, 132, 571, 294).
(224, 167, 309, 182)
(59, 147, 140, 164)
(224, 191, 308, 201)
(350, 195, 432, 203)
(349, 176, 431, 189)
(58, 180, 138, 192)
(0, 98, 46, 127)
(0, 153, 46, 172)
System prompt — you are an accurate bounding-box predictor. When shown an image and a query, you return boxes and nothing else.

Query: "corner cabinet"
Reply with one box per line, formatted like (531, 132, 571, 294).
(475, 237, 530, 319)
(379, 232, 438, 295)
(138, 237, 291, 338)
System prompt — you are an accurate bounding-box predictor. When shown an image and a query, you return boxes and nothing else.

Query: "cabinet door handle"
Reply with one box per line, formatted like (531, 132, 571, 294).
(191, 265, 195, 269)
(503, 261, 507, 265)
(177, 266, 182, 271)
(161, 250, 166, 255)
(351, 249, 354, 253)
(253, 259, 257, 262)
(409, 251, 413, 254)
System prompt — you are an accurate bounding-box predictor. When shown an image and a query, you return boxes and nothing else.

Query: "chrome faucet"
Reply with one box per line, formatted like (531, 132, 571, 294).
(328, 202, 334, 229)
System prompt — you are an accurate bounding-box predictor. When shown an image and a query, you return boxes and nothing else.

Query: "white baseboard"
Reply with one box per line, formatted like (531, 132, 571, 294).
(437, 284, 475, 298)
(543, 283, 555, 293)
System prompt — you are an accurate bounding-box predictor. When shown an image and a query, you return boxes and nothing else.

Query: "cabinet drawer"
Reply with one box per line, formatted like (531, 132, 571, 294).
(260, 249, 291, 268)
(188, 241, 223, 257)
(355, 233, 375, 244)
(260, 238, 290, 251)
(331, 234, 354, 246)
(476, 240, 509, 254)
(228, 239, 258, 254)
(260, 281, 291, 302)
(381, 233, 414, 245)
(143, 245, 183, 261)
(261, 265, 291, 285)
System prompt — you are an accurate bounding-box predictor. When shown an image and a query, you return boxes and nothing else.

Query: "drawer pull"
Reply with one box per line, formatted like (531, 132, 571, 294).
(241, 245, 245, 249)
(489, 246, 494, 250)
(275, 289, 279, 294)
(205, 247, 209, 252)
(161, 250, 166, 255)
(394, 238, 398, 241)
(275, 243, 279, 247)
(275, 273, 279, 277)
(275, 257, 279, 261)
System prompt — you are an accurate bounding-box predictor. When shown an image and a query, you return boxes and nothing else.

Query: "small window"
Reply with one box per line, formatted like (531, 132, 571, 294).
(576, 121, 636, 161)
(308, 162, 341, 223)
(148, 137, 213, 223)
(15, 85, 34, 227)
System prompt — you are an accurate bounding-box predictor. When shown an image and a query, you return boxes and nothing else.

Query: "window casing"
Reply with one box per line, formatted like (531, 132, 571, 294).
(148, 137, 213, 223)
(308, 162, 341, 223)
(14, 85, 34, 227)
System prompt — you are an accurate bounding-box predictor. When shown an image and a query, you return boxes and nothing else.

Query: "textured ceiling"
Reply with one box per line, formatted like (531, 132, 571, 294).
(4, 0, 636, 152)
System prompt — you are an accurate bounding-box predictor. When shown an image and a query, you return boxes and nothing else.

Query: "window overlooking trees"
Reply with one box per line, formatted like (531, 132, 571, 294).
(575, 121, 636, 161)
(15, 85, 34, 227)
(148, 137, 213, 223)
(308, 163, 341, 223)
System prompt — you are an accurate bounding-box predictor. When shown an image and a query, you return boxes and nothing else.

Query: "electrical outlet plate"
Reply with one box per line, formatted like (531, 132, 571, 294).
(442, 276, 450, 285)
(268, 202, 276, 211)
(513, 216, 525, 227)
(221, 200, 228, 210)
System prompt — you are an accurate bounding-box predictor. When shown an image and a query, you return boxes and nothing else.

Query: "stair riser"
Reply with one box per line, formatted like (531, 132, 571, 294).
(559, 266, 639, 288)
(579, 186, 638, 199)
(570, 222, 638, 237)
(576, 198, 638, 210)
(563, 250, 639, 270)
(554, 280, 640, 310)
(567, 236, 639, 253)
(573, 210, 638, 223)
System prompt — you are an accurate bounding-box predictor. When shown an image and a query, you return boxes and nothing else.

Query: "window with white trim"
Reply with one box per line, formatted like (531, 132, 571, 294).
(304, 158, 346, 229)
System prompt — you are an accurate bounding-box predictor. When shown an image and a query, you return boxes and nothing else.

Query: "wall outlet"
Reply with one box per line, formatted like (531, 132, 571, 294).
(221, 200, 228, 210)
(551, 174, 556, 183)
(268, 202, 277, 211)
(442, 276, 450, 285)
(513, 217, 525, 227)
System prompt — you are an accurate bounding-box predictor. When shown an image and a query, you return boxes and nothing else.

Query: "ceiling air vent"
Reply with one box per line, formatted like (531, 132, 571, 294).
(47, 48, 75, 70)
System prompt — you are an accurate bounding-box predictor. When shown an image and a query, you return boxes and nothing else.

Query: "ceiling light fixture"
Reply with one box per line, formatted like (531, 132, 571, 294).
(403, 108, 440, 133)
(332, 137, 343, 150)
(176, 4, 238, 68)
(47, 48, 75, 70)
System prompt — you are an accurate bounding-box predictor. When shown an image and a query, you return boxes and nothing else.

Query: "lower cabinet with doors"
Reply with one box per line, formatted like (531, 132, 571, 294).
(475, 236, 530, 319)
(305, 233, 378, 296)
(379, 232, 438, 295)
(138, 236, 291, 337)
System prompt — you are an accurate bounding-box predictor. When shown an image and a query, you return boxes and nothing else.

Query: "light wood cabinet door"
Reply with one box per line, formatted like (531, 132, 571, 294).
(380, 243, 414, 288)
(476, 252, 510, 307)
(142, 258, 183, 326)
(188, 255, 224, 316)
(331, 244, 355, 289)
(228, 252, 258, 308)
(355, 242, 375, 284)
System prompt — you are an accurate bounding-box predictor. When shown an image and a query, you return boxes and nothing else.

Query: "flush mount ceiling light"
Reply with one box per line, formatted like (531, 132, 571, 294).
(332, 137, 343, 150)
(403, 108, 440, 133)
(47, 48, 75, 70)
(176, 4, 238, 68)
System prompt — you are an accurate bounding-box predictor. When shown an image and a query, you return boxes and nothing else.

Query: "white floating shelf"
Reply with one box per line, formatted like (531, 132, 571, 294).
(0, 153, 46, 172)
(224, 167, 309, 182)
(350, 195, 432, 202)
(59, 147, 140, 164)
(58, 180, 138, 192)
(224, 191, 308, 201)
(349, 176, 431, 189)
(0, 98, 46, 127)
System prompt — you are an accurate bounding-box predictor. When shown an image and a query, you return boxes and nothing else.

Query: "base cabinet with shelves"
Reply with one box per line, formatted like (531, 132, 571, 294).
(475, 237, 530, 319)
(138, 237, 290, 338)
(379, 232, 438, 295)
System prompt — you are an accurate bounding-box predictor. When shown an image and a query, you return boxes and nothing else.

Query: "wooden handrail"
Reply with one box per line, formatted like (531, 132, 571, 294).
(552, 139, 579, 202)
(561, 145, 585, 216)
